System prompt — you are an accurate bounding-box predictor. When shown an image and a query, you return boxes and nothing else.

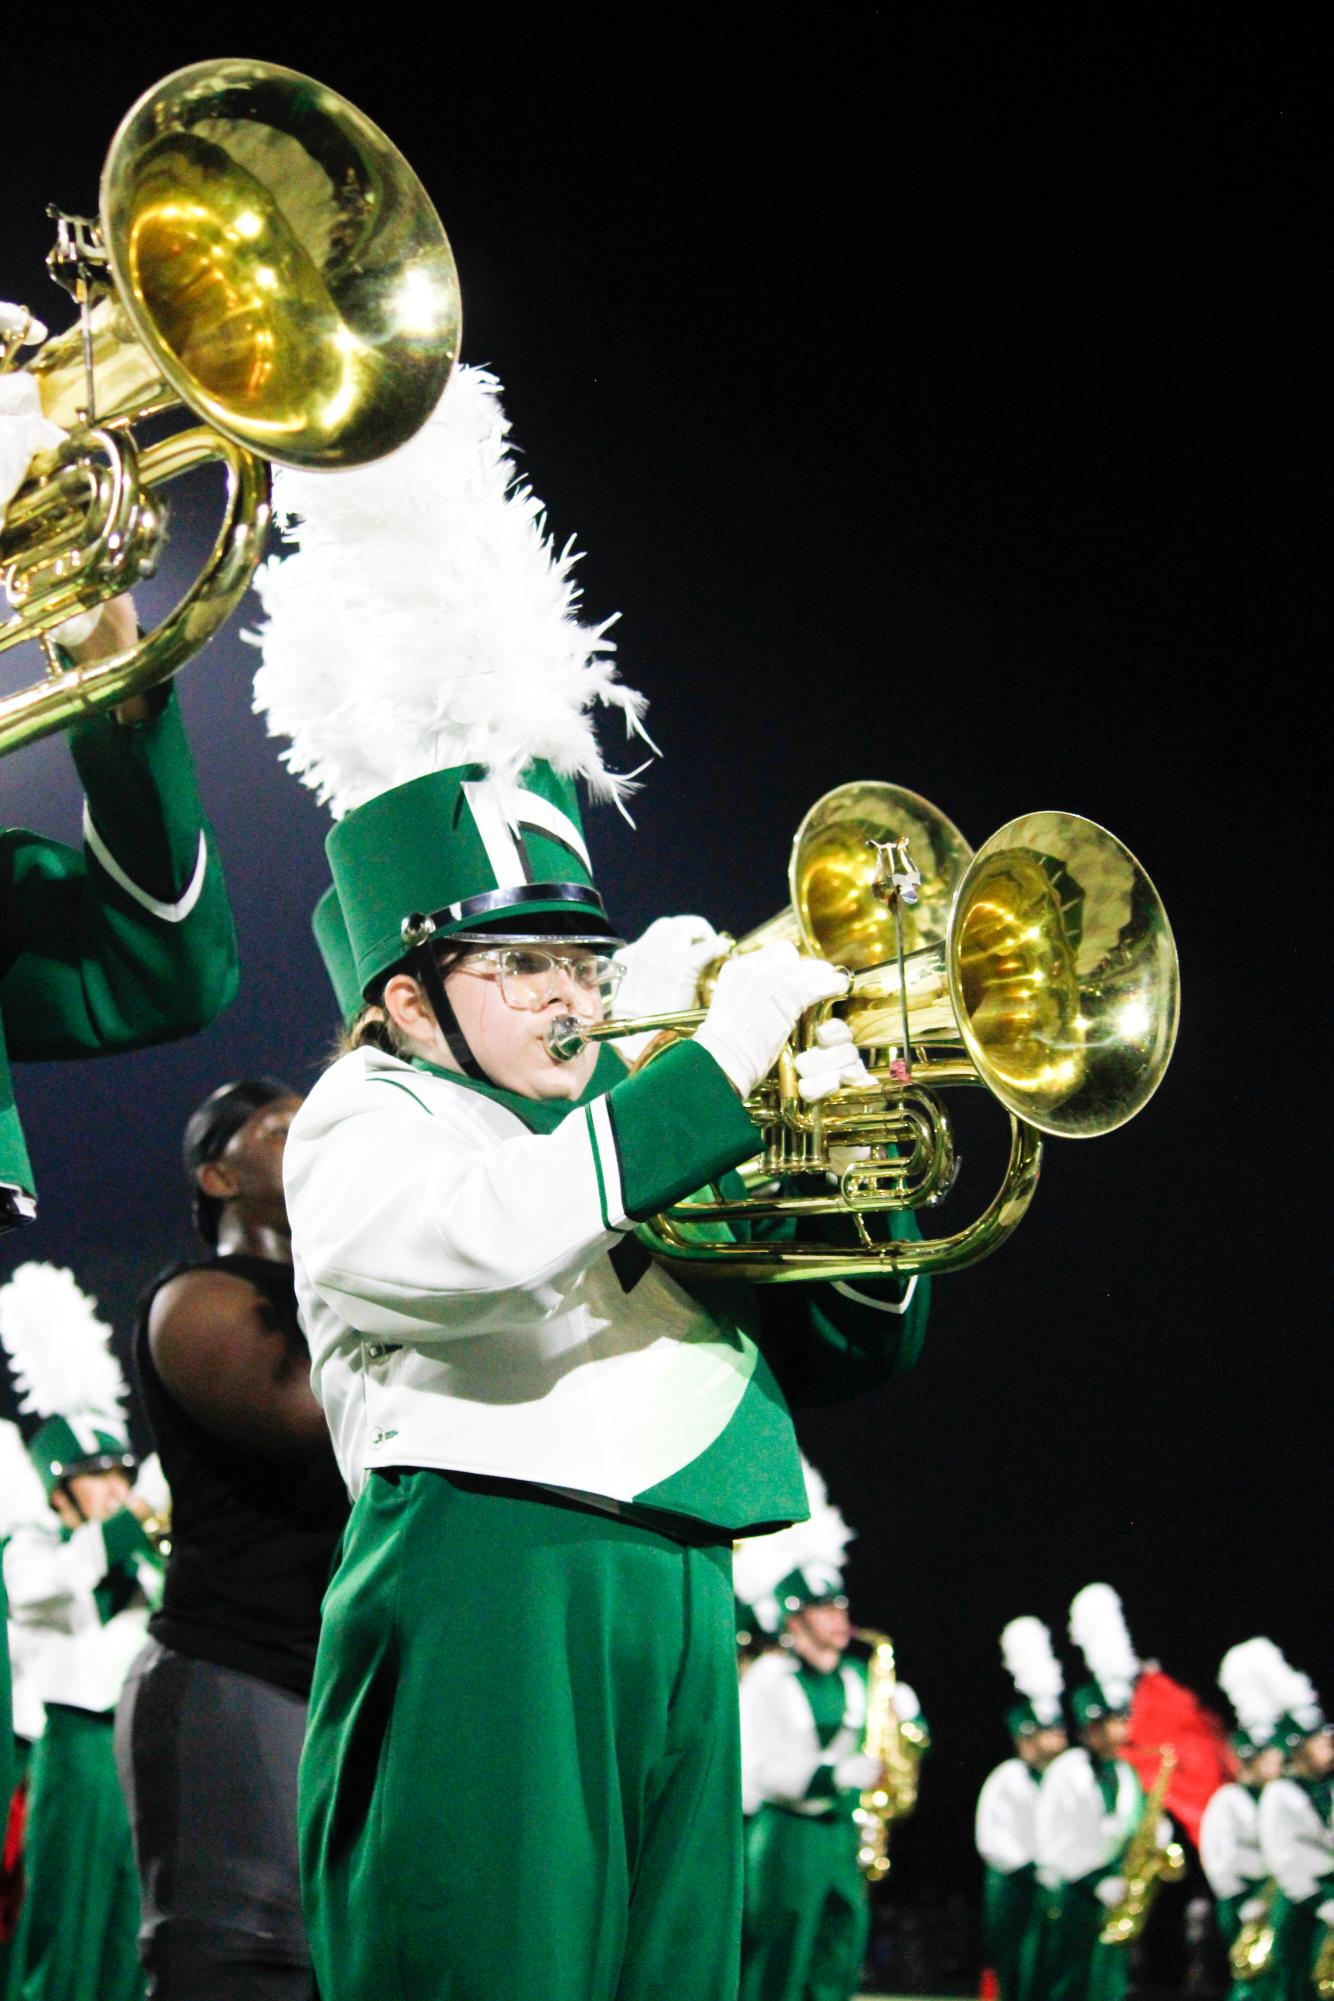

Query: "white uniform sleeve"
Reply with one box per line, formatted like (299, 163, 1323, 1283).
(285, 1042, 759, 1347)
(1034, 1749, 1130, 1887)
(3, 1519, 111, 1618)
(1259, 1779, 1334, 1903)
(976, 1760, 1038, 1874)
(1200, 1786, 1257, 1900)
(739, 1656, 849, 1807)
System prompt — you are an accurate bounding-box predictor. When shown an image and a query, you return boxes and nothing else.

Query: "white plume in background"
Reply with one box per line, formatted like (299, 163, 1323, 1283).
(1068, 1582, 1140, 1706)
(1218, 1637, 1288, 1742)
(1000, 1615, 1065, 1723)
(0, 1262, 127, 1424)
(249, 363, 654, 819)
(1251, 1640, 1323, 1730)
(733, 1459, 855, 1633)
(0, 1417, 48, 1531)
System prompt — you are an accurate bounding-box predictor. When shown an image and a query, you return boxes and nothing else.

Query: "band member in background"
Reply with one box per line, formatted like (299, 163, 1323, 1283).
(114, 1078, 347, 2001)
(1256, 1649, 1334, 2001)
(1202, 1638, 1287, 1993)
(0, 1418, 50, 1996)
(250, 362, 930, 2001)
(0, 1264, 165, 2001)
(975, 1617, 1069, 2001)
(734, 1464, 927, 2001)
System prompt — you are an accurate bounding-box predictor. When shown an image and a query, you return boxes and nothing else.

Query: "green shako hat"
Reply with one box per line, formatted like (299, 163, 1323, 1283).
(0, 1263, 133, 1495)
(732, 1456, 853, 1637)
(313, 885, 364, 1025)
(1000, 1616, 1065, 1739)
(253, 363, 652, 1005)
(1072, 1680, 1132, 1729)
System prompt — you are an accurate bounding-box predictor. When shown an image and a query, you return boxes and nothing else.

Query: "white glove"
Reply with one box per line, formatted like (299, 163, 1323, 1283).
(1238, 1896, 1267, 1923)
(833, 1752, 883, 1792)
(694, 941, 848, 1098)
(792, 1018, 877, 1104)
(1095, 1875, 1127, 1909)
(1317, 1897, 1334, 1926)
(131, 1452, 171, 1518)
(0, 368, 63, 527)
(612, 915, 727, 1063)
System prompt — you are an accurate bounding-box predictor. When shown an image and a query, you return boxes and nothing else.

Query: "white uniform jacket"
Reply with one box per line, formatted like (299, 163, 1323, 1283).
(1258, 1777, 1334, 1908)
(1199, 1781, 1266, 1902)
(3, 1510, 159, 1715)
(976, 1757, 1041, 1875)
(285, 1042, 912, 1535)
(1034, 1746, 1143, 1891)
(738, 1649, 921, 1819)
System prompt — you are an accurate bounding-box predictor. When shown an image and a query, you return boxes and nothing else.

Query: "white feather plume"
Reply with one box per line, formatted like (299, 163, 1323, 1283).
(1001, 1616, 1065, 1723)
(1068, 1582, 1140, 1706)
(1218, 1638, 1288, 1742)
(0, 1417, 48, 1532)
(249, 363, 653, 820)
(733, 1459, 855, 1633)
(1251, 1640, 1324, 1730)
(0, 1262, 127, 1424)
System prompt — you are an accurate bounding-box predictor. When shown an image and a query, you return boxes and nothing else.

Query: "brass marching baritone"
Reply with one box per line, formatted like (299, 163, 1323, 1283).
(548, 780, 1179, 1283)
(1316, 1921, 1334, 1999)
(851, 1628, 927, 1883)
(0, 59, 460, 754)
(1228, 1880, 1276, 1981)
(1098, 1748, 1187, 1948)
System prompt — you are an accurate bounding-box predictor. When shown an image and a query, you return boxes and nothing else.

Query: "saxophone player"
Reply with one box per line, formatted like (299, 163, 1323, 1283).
(1202, 1638, 1287, 1995)
(975, 1617, 1068, 2001)
(1255, 1647, 1334, 2001)
(734, 1464, 926, 2001)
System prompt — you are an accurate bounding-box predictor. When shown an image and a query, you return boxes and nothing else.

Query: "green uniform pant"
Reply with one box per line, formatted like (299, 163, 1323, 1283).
(1018, 1879, 1129, 2001)
(739, 1802, 869, 2001)
(8, 1705, 143, 2001)
(1267, 1891, 1322, 2000)
(983, 1862, 1036, 2001)
(300, 1469, 741, 2001)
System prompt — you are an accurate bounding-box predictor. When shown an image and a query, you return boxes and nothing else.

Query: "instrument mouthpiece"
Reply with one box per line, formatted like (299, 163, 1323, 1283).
(545, 1015, 587, 1063)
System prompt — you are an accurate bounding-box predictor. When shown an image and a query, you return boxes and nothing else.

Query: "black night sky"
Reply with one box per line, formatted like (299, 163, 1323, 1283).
(1, 11, 1326, 1910)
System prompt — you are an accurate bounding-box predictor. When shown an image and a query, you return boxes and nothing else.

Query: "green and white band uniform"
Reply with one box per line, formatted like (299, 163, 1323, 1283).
(738, 1647, 921, 2001)
(1258, 1774, 1334, 1997)
(976, 1753, 1043, 2000)
(256, 361, 928, 2001)
(1200, 1780, 1270, 1986)
(0, 687, 238, 1222)
(1027, 1743, 1145, 2001)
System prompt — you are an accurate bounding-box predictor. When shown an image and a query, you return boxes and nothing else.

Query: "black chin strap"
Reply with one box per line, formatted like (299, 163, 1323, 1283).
(412, 944, 487, 1082)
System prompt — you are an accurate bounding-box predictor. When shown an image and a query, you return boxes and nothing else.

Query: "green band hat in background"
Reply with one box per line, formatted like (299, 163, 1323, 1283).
(1071, 1679, 1133, 1728)
(27, 1414, 133, 1497)
(327, 759, 619, 996)
(1006, 1698, 1062, 1739)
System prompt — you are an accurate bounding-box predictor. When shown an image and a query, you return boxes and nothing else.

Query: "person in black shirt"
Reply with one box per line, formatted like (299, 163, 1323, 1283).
(114, 1077, 348, 2001)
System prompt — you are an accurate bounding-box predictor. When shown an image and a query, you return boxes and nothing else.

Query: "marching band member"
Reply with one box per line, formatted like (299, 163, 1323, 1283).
(115, 1077, 348, 2000)
(1202, 1638, 1287, 1993)
(733, 1466, 925, 2001)
(250, 363, 930, 2001)
(0, 1264, 165, 2001)
(0, 1418, 50, 1994)
(1256, 1648, 1334, 2001)
(1024, 1584, 1169, 2001)
(975, 1616, 1069, 2001)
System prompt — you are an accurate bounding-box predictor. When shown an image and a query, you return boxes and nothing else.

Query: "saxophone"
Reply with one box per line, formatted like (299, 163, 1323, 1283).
(1099, 1747, 1187, 1947)
(1314, 1921, 1334, 1998)
(851, 1629, 928, 1883)
(1228, 1879, 1276, 1981)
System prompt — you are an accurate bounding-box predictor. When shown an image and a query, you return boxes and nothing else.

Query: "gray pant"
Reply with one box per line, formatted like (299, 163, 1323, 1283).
(115, 1640, 316, 2001)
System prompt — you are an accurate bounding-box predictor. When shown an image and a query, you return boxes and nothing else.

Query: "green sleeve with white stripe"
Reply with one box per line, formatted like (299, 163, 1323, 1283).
(0, 689, 238, 1059)
(590, 1040, 760, 1226)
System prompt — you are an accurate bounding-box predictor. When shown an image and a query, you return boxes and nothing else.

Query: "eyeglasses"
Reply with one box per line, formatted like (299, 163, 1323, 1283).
(454, 947, 626, 1014)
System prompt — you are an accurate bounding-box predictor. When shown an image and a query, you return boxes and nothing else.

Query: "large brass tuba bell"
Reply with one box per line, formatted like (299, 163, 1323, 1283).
(0, 59, 461, 752)
(555, 781, 1179, 1282)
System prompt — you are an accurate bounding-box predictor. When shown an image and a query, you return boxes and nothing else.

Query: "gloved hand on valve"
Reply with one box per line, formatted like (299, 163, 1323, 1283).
(694, 941, 867, 1101)
(1, 353, 141, 677)
(611, 914, 729, 1064)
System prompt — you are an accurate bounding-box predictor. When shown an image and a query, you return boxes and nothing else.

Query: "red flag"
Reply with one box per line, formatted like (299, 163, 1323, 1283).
(1127, 1667, 1236, 1848)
